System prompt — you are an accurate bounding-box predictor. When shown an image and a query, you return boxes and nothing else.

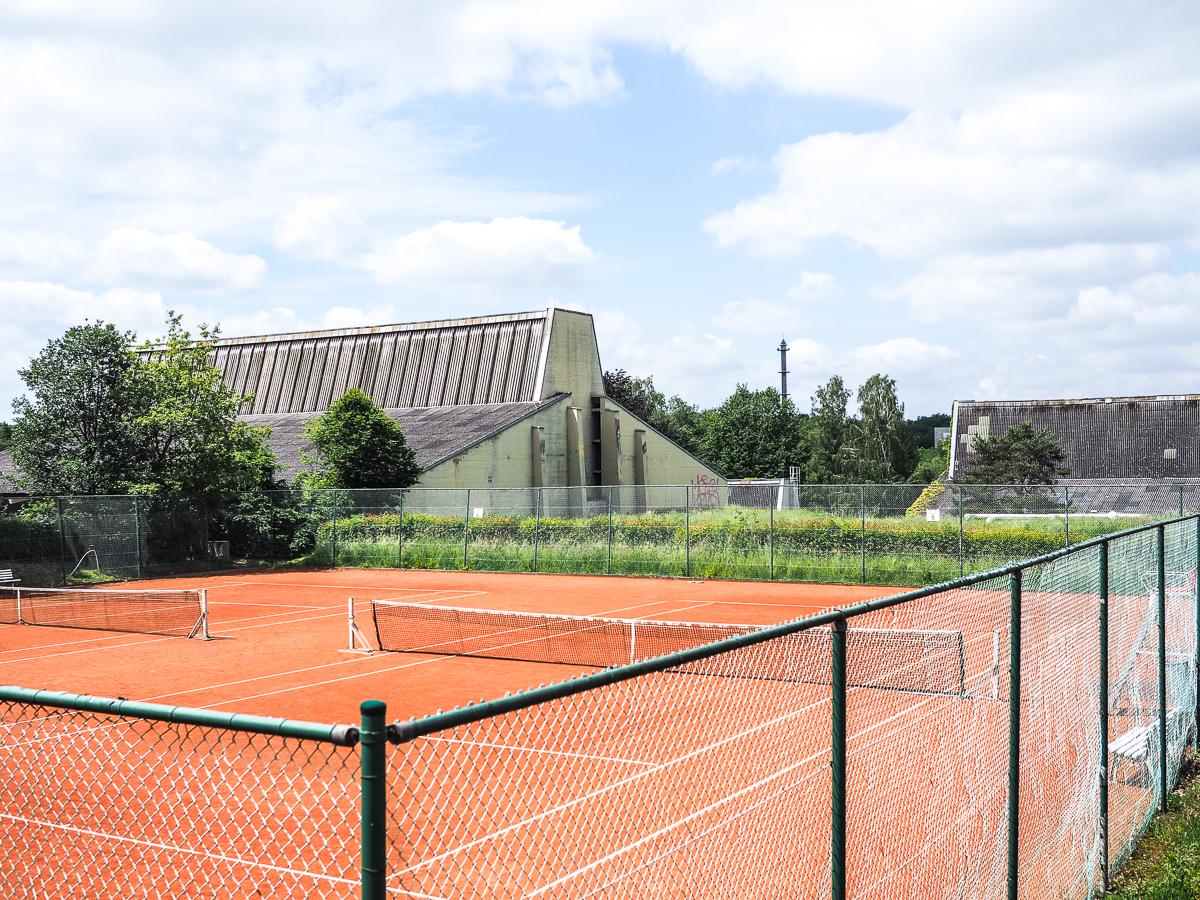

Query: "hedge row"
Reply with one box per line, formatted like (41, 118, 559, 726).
(318, 512, 1129, 559)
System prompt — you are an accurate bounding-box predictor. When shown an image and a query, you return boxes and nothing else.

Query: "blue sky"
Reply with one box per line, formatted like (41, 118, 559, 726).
(2, 2, 1199, 418)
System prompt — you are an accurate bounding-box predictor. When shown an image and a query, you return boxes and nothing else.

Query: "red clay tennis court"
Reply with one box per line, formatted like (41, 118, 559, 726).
(1, 527, 1196, 899)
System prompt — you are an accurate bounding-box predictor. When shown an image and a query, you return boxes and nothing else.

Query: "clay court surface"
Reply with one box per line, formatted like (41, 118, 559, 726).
(1, 567, 1173, 897)
(0, 568, 898, 724)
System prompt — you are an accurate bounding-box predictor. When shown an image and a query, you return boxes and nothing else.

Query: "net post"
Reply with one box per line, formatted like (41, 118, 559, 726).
(532, 489, 541, 574)
(349, 597, 355, 650)
(360, 699, 388, 900)
(1158, 523, 1168, 812)
(200, 589, 210, 640)
(685, 485, 691, 578)
(860, 486, 867, 584)
(15, 587, 22, 625)
(1099, 540, 1110, 891)
(830, 616, 847, 900)
(1006, 569, 1022, 900)
(463, 488, 471, 570)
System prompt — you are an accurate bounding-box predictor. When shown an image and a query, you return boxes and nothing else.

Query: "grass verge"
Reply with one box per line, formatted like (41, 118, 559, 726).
(1105, 755, 1200, 899)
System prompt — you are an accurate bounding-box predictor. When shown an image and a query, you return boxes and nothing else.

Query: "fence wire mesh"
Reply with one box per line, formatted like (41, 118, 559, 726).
(0, 700, 361, 898)
(2, 516, 1198, 899)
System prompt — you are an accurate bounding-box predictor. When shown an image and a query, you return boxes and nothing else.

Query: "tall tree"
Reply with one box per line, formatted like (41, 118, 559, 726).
(135, 313, 277, 498)
(854, 374, 914, 482)
(805, 375, 851, 482)
(0, 422, 11, 452)
(700, 385, 807, 479)
(602, 369, 668, 425)
(10, 322, 145, 494)
(304, 389, 421, 488)
(962, 421, 1069, 485)
(904, 413, 951, 449)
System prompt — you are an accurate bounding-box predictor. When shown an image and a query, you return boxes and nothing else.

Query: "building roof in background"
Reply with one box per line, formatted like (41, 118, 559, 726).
(950, 394, 1200, 480)
(243, 393, 568, 481)
(146, 308, 557, 415)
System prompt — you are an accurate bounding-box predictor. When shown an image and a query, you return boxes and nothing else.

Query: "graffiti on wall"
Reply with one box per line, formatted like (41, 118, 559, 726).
(690, 473, 720, 509)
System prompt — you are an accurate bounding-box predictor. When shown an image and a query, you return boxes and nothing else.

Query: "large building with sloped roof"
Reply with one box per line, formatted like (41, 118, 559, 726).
(949, 394, 1200, 482)
(203, 307, 720, 491)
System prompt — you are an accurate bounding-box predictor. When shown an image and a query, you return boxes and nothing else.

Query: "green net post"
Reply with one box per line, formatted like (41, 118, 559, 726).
(1007, 569, 1022, 900)
(1099, 540, 1110, 890)
(685, 485, 691, 578)
(463, 488, 471, 570)
(830, 616, 847, 900)
(769, 501, 775, 580)
(532, 489, 541, 574)
(1157, 524, 1168, 812)
(860, 485, 867, 585)
(607, 486, 613, 575)
(360, 699, 387, 899)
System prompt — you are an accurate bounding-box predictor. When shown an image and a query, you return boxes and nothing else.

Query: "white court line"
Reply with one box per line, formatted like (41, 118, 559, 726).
(425, 737, 657, 768)
(396, 627, 1000, 884)
(0, 811, 449, 900)
(207, 600, 327, 610)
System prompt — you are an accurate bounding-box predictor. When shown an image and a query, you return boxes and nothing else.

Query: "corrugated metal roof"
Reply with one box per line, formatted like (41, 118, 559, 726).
(143, 309, 553, 414)
(243, 394, 568, 480)
(951, 395, 1200, 479)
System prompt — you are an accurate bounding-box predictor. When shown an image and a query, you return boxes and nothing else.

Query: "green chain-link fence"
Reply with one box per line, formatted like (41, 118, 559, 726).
(1, 482, 1194, 588)
(2, 514, 1198, 897)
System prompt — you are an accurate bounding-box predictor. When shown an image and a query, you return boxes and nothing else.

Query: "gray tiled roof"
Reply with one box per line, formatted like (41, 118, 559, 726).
(244, 394, 568, 480)
(147, 309, 553, 415)
(951, 395, 1200, 480)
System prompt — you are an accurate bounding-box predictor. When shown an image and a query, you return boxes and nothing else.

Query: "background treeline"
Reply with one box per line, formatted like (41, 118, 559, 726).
(602, 370, 950, 483)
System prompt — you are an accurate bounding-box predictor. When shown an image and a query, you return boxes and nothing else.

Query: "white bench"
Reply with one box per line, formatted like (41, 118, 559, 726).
(1109, 708, 1193, 784)
(0, 568, 18, 586)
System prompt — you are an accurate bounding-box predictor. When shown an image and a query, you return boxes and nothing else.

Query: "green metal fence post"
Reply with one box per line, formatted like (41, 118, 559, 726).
(1007, 569, 1022, 900)
(463, 489, 471, 570)
(685, 485, 691, 578)
(1157, 524, 1168, 812)
(860, 485, 867, 585)
(958, 484, 965, 577)
(331, 513, 338, 568)
(1195, 517, 1200, 744)
(1099, 540, 1110, 891)
(55, 497, 68, 585)
(830, 616, 847, 900)
(769, 501, 775, 581)
(360, 699, 387, 899)
(1063, 486, 1071, 548)
(607, 486, 614, 575)
(532, 489, 541, 573)
(397, 492, 404, 568)
(1180, 484, 1186, 516)
(132, 496, 143, 580)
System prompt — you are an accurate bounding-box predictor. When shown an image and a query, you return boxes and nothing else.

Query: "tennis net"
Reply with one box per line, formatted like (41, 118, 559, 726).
(371, 600, 967, 695)
(0, 586, 208, 638)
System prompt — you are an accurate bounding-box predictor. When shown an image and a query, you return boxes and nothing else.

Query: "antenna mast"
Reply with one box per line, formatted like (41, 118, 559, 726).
(778, 339, 789, 404)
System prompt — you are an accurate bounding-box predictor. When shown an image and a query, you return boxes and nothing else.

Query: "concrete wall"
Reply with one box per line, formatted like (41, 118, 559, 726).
(538, 308, 606, 482)
(417, 397, 570, 490)
(602, 397, 724, 490)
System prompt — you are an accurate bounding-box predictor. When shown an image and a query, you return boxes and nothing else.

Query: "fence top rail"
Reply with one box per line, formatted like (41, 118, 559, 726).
(0, 686, 358, 746)
(391, 512, 1199, 743)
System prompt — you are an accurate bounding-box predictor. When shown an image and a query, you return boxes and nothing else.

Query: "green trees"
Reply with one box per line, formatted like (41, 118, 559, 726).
(9, 316, 278, 498)
(853, 374, 915, 483)
(304, 389, 421, 489)
(963, 420, 1069, 485)
(806, 375, 851, 482)
(700, 385, 808, 478)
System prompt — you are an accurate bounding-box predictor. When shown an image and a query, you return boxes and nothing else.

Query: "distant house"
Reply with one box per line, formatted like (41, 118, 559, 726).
(949, 394, 1200, 482)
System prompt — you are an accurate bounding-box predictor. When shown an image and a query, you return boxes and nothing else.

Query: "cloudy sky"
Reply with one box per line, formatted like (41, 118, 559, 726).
(2, 1, 1198, 417)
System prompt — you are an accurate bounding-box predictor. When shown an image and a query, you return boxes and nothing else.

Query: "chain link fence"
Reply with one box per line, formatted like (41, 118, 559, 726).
(1, 482, 1195, 587)
(2, 516, 1198, 897)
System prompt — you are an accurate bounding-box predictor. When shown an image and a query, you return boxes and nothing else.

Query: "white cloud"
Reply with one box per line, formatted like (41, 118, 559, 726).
(786, 272, 839, 302)
(850, 338, 958, 374)
(98, 228, 266, 290)
(366, 217, 595, 289)
(709, 155, 756, 175)
(273, 197, 370, 263)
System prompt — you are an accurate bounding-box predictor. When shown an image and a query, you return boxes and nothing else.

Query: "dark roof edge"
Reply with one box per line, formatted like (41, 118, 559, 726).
(421, 393, 572, 471)
(955, 394, 1200, 408)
